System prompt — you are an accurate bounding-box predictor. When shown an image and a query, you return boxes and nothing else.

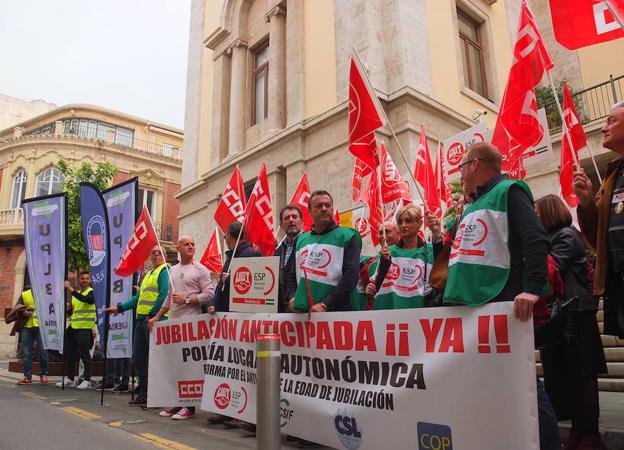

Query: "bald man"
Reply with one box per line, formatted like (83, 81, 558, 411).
(149, 236, 214, 420)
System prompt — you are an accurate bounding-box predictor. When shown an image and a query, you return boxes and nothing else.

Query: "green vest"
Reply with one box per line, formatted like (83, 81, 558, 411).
(444, 179, 533, 306)
(294, 227, 362, 312)
(374, 243, 434, 310)
(21, 289, 38, 328)
(137, 263, 168, 317)
(71, 287, 96, 330)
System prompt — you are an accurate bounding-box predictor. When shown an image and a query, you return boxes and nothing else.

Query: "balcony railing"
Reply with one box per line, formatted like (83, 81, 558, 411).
(0, 208, 24, 226)
(544, 74, 623, 132)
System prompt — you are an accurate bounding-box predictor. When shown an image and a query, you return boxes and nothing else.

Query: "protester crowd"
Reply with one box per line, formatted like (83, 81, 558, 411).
(9, 102, 624, 450)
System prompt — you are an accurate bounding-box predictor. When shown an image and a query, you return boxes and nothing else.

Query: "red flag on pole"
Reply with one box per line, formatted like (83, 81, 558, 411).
(200, 228, 223, 274)
(244, 163, 276, 256)
(348, 53, 386, 171)
(380, 143, 411, 204)
(360, 172, 382, 247)
(334, 208, 341, 225)
(289, 173, 313, 231)
(114, 206, 159, 277)
(352, 158, 373, 203)
(560, 82, 588, 207)
(434, 142, 453, 209)
(213, 165, 246, 234)
(414, 125, 442, 217)
(492, 0, 554, 171)
(549, 0, 624, 50)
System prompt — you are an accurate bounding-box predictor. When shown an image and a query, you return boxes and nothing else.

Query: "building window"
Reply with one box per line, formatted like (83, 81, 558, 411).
(162, 144, 174, 157)
(138, 188, 158, 221)
(458, 9, 488, 99)
(252, 42, 269, 125)
(115, 127, 134, 147)
(10, 169, 27, 208)
(35, 167, 65, 197)
(63, 118, 134, 146)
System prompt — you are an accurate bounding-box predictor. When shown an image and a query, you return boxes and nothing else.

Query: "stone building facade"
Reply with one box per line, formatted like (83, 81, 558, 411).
(0, 104, 183, 356)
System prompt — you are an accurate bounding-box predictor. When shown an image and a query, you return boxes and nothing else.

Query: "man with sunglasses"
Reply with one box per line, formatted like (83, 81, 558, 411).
(105, 245, 170, 406)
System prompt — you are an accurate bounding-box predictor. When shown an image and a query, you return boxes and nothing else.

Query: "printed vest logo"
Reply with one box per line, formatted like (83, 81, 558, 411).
(334, 410, 363, 449)
(300, 248, 332, 277)
(178, 379, 204, 399)
(233, 267, 252, 294)
(417, 422, 452, 450)
(213, 383, 231, 409)
(386, 263, 400, 281)
(87, 215, 107, 266)
(450, 219, 488, 258)
(280, 399, 294, 428)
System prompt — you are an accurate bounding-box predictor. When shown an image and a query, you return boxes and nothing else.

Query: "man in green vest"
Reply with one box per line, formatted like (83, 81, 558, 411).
(286, 190, 362, 313)
(105, 245, 169, 406)
(56, 271, 95, 390)
(16, 285, 49, 385)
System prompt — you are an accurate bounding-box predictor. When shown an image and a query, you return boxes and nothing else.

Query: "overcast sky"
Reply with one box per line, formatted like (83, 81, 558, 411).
(0, 0, 190, 129)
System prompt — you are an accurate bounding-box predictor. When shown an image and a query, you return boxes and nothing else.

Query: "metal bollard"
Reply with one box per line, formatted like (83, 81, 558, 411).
(256, 334, 281, 450)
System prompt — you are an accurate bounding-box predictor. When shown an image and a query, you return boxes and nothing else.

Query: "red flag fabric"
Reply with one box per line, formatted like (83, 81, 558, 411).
(114, 206, 158, 277)
(380, 143, 411, 204)
(348, 54, 386, 171)
(414, 125, 442, 217)
(289, 173, 313, 231)
(361, 173, 382, 247)
(213, 165, 246, 234)
(492, 1, 554, 171)
(244, 163, 276, 256)
(560, 82, 587, 207)
(200, 228, 223, 274)
(334, 208, 341, 225)
(434, 142, 453, 209)
(352, 158, 373, 203)
(549, 0, 624, 50)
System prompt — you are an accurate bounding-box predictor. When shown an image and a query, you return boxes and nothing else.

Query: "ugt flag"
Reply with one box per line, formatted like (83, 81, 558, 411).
(23, 193, 68, 352)
(102, 178, 138, 358)
(80, 183, 111, 346)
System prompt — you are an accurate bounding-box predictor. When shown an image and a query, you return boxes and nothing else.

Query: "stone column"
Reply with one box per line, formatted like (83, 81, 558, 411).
(266, 5, 287, 131)
(211, 53, 232, 168)
(54, 120, 64, 136)
(228, 39, 248, 156)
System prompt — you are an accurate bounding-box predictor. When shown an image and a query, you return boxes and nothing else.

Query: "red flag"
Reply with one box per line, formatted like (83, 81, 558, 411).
(244, 163, 276, 256)
(360, 173, 382, 247)
(334, 208, 341, 225)
(549, 0, 624, 50)
(352, 158, 373, 203)
(414, 125, 442, 217)
(200, 228, 223, 273)
(289, 173, 313, 231)
(213, 165, 246, 234)
(348, 53, 386, 171)
(434, 142, 453, 209)
(380, 143, 411, 204)
(114, 206, 158, 277)
(560, 82, 587, 207)
(492, 1, 554, 171)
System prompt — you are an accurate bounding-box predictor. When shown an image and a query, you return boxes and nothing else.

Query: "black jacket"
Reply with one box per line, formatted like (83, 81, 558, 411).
(549, 226, 596, 311)
(211, 241, 263, 312)
(275, 234, 299, 313)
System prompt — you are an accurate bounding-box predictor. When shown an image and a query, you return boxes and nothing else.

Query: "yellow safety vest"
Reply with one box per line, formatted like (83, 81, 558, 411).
(70, 287, 96, 330)
(21, 289, 38, 328)
(137, 263, 168, 317)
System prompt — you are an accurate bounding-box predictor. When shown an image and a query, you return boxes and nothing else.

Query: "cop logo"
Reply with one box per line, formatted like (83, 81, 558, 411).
(334, 409, 363, 449)
(280, 399, 294, 428)
(417, 422, 452, 450)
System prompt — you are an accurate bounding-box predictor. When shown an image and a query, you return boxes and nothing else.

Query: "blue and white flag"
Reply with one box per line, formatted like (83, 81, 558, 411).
(23, 193, 67, 352)
(102, 178, 138, 358)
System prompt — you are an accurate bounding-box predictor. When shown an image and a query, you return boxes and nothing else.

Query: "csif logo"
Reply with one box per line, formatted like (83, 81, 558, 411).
(280, 399, 293, 428)
(334, 409, 363, 450)
(417, 422, 452, 450)
(178, 379, 204, 399)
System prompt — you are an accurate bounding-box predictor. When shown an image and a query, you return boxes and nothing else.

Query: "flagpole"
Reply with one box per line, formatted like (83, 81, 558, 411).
(606, 0, 624, 29)
(376, 163, 387, 245)
(144, 209, 175, 293)
(352, 47, 428, 208)
(546, 71, 603, 183)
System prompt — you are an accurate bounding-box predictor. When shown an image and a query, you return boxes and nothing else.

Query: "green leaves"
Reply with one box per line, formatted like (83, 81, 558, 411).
(58, 159, 117, 272)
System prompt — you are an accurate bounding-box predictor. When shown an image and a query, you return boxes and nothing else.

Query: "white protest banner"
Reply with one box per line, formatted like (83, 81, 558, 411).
(229, 256, 279, 313)
(147, 304, 537, 449)
(521, 108, 554, 168)
(443, 122, 491, 181)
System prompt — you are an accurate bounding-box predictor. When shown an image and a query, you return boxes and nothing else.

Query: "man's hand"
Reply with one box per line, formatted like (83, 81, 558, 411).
(380, 245, 390, 261)
(207, 305, 216, 314)
(23, 309, 33, 317)
(310, 303, 327, 313)
(63, 280, 73, 291)
(172, 293, 186, 304)
(424, 211, 442, 237)
(365, 282, 377, 298)
(104, 305, 119, 315)
(513, 292, 539, 322)
(147, 316, 159, 331)
(573, 167, 593, 207)
(220, 272, 230, 283)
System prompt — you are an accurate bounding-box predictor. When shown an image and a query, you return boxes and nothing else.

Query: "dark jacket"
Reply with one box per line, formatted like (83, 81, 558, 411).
(275, 234, 299, 313)
(211, 241, 263, 312)
(549, 227, 595, 311)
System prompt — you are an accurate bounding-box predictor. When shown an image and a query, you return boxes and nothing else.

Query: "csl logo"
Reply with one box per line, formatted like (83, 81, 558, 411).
(178, 379, 204, 399)
(334, 412, 363, 449)
(280, 399, 294, 428)
(233, 267, 252, 294)
(417, 422, 452, 450)
(213, 383, 232, 409)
